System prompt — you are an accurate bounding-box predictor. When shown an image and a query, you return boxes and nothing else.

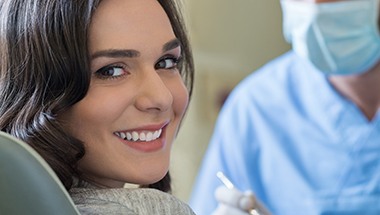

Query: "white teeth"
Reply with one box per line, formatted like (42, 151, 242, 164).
(146, 132, 153, 141)
(115, 128, 162, 142)
(132, 131, 139, 141)
(127, 132, 132, 140)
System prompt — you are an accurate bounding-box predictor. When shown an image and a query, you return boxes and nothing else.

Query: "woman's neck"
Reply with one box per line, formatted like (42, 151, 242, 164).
(329, 63, 380, 121)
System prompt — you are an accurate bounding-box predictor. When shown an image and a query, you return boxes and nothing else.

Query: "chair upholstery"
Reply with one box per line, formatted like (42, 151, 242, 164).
(0, 131, 80, 215)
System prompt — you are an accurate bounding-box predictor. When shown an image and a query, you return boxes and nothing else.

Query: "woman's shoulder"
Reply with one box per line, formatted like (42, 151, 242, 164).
(70, 187, 196, 215)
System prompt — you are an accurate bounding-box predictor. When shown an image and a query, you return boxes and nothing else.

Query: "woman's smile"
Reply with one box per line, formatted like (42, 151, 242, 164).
(114, 121, 169, 152)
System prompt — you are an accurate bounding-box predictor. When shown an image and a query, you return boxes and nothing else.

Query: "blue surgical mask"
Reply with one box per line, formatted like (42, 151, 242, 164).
(281, 0, 380, 75)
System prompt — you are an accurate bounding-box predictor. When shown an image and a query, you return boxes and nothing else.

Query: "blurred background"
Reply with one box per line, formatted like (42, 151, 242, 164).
(170, 0, 290, 202)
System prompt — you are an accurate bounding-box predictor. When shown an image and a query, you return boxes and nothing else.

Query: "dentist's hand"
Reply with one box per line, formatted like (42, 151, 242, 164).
(211, 186, 270, 215)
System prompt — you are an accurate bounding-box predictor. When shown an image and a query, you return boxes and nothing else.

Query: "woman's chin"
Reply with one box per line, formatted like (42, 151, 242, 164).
(146, 171, 167, 184)
(137, 170, 168, 185)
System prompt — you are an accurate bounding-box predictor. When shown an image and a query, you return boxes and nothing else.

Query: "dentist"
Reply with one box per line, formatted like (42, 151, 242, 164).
(190, 0, 380, 214)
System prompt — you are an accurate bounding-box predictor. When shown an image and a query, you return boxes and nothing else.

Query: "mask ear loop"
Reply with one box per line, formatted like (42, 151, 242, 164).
(311, 21, 337, 73)
(301, 2, 338, 73)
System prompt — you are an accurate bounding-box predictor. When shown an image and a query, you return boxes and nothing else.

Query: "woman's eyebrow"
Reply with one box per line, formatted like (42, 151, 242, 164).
(163, 38, 181, 52)
(91, 49, 140, 60)
(90, 39, 179, 60)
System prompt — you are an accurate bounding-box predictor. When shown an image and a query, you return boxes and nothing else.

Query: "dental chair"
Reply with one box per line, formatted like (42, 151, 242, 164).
(0, 131, 80, 215)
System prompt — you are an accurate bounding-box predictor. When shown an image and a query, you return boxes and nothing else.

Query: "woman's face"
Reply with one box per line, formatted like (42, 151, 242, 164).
(61, 0, 189, 187)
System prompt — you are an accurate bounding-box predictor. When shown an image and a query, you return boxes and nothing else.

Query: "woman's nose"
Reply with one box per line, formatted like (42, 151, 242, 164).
(135, 70, 173, 113)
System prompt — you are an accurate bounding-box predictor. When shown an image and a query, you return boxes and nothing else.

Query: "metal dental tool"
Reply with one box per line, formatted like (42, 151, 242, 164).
(216, 171, 270, 215)
(216, 171, 235, 189)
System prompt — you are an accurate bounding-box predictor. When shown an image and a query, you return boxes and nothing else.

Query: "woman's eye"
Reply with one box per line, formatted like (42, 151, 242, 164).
(155, 57, 180, 70)
(95, 65, 126, 79)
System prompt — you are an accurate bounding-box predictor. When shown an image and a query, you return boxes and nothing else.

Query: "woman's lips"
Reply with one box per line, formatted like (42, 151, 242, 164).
(114, 122, 168, 152)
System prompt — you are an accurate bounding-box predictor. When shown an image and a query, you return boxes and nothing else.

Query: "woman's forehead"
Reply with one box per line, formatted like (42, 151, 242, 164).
(88, 0, 175, 55)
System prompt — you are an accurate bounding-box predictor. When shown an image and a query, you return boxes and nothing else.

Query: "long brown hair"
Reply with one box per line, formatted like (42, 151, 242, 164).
(0, 0, 193, 193)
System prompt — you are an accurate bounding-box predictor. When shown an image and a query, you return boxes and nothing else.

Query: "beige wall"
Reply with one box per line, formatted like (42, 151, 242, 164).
(170, 0, 291, 202)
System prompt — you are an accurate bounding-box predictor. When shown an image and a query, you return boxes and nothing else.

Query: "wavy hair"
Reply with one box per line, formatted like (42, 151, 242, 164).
(0, 0, 193, 193)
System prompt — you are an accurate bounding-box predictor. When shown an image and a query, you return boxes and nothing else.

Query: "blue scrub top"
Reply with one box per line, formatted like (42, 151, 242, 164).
(189, 51, 380, 215)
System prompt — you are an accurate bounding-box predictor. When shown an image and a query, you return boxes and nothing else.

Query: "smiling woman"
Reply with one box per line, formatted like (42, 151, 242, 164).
(0, 0, 194, 214)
